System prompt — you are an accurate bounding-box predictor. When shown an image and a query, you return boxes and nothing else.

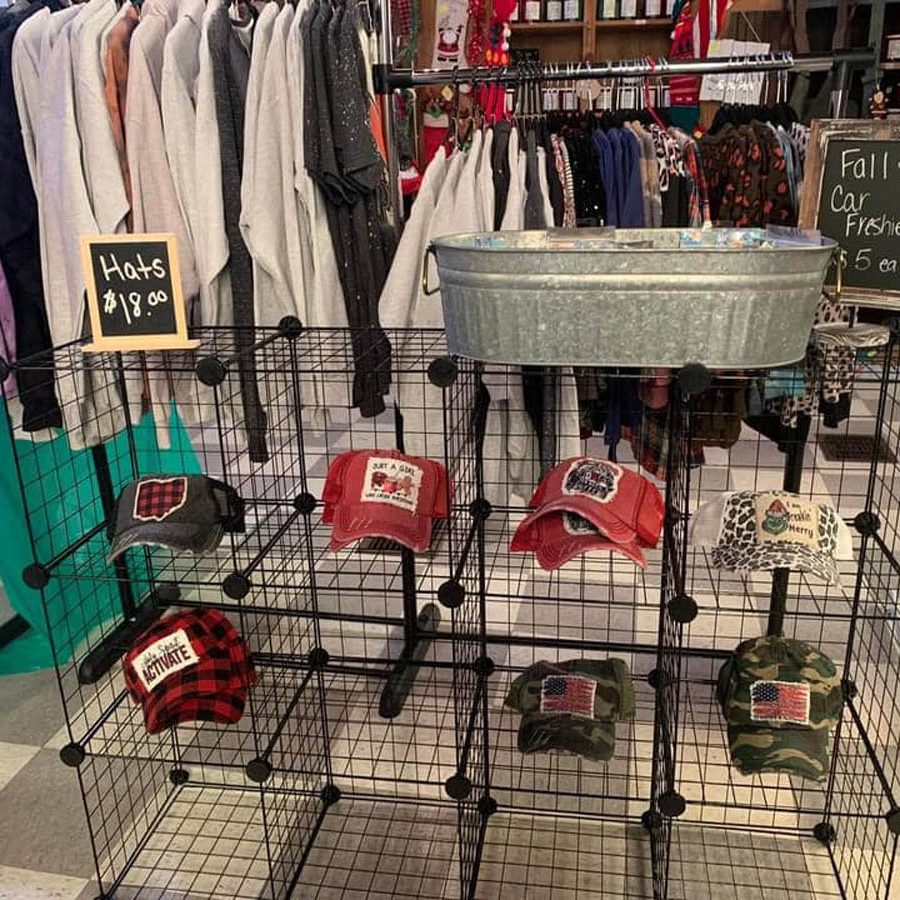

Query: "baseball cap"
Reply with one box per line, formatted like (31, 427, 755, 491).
(505, 658, 635, 762)
(690, 491, 854, 586)
(510, 510, 648, 571)
(108, 475, 245, 563)
(322, 450, 450, 553)
(717, 635, 843, 782)
(521, 457, 664, 548)
(123, 608, 255, 734)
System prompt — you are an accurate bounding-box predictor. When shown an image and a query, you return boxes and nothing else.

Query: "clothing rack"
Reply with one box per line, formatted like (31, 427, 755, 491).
(372, 48, 875, 94)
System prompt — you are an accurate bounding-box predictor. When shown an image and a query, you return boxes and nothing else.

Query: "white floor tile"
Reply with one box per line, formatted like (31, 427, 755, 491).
(0, 866, 87, 900)
(0, 742, 40, 791)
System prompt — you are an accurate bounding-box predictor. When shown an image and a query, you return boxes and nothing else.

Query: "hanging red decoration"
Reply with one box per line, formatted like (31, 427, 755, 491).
(466, 0, 488, 66)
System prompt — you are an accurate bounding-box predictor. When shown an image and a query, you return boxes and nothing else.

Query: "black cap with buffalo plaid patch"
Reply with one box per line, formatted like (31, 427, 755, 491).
(123, 608, 255, 734)
(107, 475, 244, 563)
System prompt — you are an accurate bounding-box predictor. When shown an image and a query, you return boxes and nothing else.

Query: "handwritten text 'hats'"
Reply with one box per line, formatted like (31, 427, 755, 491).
(123, 609, 255, 735)
(107, 475, 244, 562)
(322, 450, 450, 553)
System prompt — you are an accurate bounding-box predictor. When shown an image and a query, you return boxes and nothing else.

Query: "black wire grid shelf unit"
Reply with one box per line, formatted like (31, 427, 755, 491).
(4, 323, 900, 899)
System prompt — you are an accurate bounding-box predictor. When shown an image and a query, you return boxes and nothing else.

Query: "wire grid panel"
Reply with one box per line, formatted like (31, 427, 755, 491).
(828, 352, 900, 900)
(475, 812, 654, 899)
(292, 799, 462, 898)
(659, 357, 899, 900)
(87, 784, 325, 900)
(441, 355, 493, 898)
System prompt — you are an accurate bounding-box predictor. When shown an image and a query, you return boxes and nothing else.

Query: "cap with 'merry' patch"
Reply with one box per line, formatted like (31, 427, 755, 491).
(521, 457, 664, 548)
(123, 608, 255, 735)
(322, 450, 450, 553)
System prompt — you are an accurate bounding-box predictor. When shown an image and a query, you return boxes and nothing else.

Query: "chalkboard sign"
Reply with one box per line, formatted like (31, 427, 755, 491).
(799, 120, 900, 307)
(80, 233, 199, 352)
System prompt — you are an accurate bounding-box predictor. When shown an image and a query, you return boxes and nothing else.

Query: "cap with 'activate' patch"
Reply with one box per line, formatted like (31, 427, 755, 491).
(717, 635, 843, 782)
(123, 608, 255, 735)
(690, 490, 853, 586)
(505, 658, 635, 762)
(519, 456, 664, 548)
(107, 475, 244, 562)
(322, 450, 450, 553)
(510, 510, 647, 571)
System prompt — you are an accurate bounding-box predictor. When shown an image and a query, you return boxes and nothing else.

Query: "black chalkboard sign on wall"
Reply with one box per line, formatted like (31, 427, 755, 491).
(80, 233, 199, 352)
(800, 120, 900, 307)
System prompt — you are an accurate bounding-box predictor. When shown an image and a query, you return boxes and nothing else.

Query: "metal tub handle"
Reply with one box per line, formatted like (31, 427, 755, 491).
(422, 244, 440, 296)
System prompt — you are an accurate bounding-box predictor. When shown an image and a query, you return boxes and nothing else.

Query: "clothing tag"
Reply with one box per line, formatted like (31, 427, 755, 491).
(540, 675, 597, 718)
(524, 0, 541, 19)
(563, 458, 621, 504)
(755, 494, 820, 548)
(750, 680, 810, 725)
(546, 0, 562, 20)
(563, 89, 577, 111)
(362, 458, 424, 512)
(133, 629, 199, 692)
(563, 0, 579, 17)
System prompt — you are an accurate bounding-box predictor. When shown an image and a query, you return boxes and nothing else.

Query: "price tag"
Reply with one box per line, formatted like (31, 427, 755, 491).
(80, 233, 199, 353)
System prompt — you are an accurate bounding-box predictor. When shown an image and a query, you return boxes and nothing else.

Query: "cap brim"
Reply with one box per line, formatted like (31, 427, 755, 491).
(107, 523, 225, 563)
(517, 714, 618, 762)
(712, 543, 841, 585)
(331, 506, 435, 554)
(142, 683, 250, 735)
(517, 503, 639, 546)
(536, 539, 647, 572)
(727, 724, 831, 782)
(509, 512, 648, 571)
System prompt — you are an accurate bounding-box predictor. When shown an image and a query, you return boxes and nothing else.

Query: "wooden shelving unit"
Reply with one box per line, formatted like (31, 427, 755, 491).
(511, 20, 585, 32)
(595, 17, 672, 30)
(508, 8, 673, 61)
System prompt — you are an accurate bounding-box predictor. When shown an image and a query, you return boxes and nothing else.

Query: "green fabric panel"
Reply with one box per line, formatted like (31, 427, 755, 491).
(0, 404, 200, 670)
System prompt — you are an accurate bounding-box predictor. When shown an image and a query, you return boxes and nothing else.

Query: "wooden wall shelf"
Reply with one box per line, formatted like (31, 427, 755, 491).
(511, 21, 585, 33)
(595, 18, 672, 30)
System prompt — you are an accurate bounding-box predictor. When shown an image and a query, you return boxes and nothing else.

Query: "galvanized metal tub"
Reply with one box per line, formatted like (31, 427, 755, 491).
(427, 228, 838, 369)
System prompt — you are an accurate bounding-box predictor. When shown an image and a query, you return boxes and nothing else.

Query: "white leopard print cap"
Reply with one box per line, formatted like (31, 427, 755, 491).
(690, 491, 854, 587)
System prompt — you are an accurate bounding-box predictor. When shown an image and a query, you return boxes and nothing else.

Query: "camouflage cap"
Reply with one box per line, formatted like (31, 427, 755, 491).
(505, 659, 635, 762)
(717, 636, 843, 782)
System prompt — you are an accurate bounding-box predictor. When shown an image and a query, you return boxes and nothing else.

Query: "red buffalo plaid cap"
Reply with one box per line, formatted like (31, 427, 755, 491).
(322, 450, 450, 553)
(123, 608, 255, 735)
(521, 456, 664, 548)
(511, 510, 648, 571)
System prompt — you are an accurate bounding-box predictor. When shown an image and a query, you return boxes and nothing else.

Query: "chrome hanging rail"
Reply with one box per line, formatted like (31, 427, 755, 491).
(372, 48, 875, 93)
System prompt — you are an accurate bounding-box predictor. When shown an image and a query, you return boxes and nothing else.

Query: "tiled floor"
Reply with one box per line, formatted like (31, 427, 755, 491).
(2, 367, 900, 898)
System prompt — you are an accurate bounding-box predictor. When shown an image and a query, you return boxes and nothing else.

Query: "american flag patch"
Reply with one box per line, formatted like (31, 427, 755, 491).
(750, 680, 810, 725)
(540, 675, 596, 718)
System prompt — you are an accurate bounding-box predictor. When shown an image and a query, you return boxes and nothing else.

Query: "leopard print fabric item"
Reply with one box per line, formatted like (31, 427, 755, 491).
(765, 294, 854, 428)
(711, 491, 842, 584)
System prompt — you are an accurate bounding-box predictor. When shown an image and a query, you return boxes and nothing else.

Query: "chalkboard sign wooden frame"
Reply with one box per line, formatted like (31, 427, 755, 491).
(799, 119, 900, 309)
(80, 233, 200, 352)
